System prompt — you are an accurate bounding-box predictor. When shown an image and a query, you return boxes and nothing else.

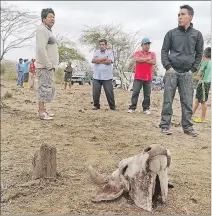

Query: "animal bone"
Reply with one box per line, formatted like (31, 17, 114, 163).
(88, 165, 109, 185)
(88, 145, 172, 212)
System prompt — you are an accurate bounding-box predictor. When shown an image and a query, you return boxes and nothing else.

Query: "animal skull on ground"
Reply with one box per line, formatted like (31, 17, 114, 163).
(88, 144, 172, 212)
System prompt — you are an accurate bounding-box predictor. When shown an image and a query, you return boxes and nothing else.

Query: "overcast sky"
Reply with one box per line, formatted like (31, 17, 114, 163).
(5, 1, 211, 74)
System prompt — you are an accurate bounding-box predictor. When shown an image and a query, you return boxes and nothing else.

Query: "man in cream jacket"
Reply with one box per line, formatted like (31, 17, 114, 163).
(36, 8, 59, 120)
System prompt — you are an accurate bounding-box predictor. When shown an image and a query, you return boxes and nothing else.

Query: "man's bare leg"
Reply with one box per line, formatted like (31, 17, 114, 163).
(192, 99, 199, 115)
(64, 83, 67, 89)
(68, 83, 71, 89)
(39, 102, 45, 114)
(201, 102, 207, 121)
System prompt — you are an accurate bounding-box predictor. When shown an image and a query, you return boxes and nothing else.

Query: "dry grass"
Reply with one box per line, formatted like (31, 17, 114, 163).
(1, 79, 211, 215)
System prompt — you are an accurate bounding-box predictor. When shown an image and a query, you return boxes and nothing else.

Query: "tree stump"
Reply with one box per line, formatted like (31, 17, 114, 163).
(32, 144, 57, 180)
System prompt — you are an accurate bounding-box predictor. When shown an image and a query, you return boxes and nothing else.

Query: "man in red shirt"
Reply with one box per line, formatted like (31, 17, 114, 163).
(128, 38, 156, 114)
(29, 58, 36, 90)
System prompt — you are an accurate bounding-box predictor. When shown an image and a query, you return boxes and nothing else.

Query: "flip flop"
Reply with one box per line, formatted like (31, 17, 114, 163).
(38, 110, 55, 117)
(193, 117, 204, 123)
(192, 116, 199, 121)
(39, 112, 53, 120)
(45, 111, 55, 117)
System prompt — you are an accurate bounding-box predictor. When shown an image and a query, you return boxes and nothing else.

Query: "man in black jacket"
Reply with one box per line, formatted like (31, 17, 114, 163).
(159, 5, 204, 137)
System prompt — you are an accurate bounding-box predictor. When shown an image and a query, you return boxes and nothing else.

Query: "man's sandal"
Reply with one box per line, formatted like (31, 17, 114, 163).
(39, 112, 53, 120)
(38, 110, 55, 117)
(192, 116, 204, 123)
(45, 110, 55, 117)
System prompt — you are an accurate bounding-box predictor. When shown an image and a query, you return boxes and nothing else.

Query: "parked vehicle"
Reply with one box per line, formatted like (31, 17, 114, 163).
(71, 71, 92, 85)
(112, 77, 121, 88)
(151, 76, 164, 91)
(112, 72, 134, 90)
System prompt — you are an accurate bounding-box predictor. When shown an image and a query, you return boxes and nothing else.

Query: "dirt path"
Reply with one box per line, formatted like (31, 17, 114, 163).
(1, 80, 211, 215)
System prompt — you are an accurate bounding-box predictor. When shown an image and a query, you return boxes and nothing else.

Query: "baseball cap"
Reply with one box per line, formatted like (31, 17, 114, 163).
(141, 38, 151, 45)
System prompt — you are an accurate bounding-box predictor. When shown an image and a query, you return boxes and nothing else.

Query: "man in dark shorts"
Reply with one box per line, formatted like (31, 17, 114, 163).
(64, 62, 73, 89)
(192, 47, 211, 123)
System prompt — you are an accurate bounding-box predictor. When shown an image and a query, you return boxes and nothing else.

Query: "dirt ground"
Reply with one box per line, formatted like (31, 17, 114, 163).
(1, 79, 211, 215)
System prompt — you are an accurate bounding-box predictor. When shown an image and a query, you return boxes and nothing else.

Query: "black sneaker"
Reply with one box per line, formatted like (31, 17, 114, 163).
(93, 106, 100, 110)
(110, 107, 117, 111)
(184, 129, 198, 137)
(161, 128, 172, 135)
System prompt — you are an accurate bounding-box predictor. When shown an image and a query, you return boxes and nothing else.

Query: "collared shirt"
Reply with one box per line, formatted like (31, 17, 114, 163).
(17, 63, 24, 73)
(30, 61, 36, 73)
(93, 49, 114, 80)
(134, 51, 156, 81)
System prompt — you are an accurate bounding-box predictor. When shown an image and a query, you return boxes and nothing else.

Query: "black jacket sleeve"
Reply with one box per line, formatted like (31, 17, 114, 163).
(190, 31, 204, 73)
(161, 30, 172, 70)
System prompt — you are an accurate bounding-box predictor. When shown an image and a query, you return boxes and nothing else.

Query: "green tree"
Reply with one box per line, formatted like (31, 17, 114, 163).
(58, 46, 85, 64)
(56, 33, 86, 64)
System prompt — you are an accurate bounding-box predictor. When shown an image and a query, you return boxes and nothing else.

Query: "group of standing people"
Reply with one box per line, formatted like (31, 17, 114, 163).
(16, 58, 36, 89)
(35, 5, 210, 137)
(90, 4, 209, 137)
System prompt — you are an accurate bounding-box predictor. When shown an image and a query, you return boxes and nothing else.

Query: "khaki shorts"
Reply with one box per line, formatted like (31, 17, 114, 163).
(36, 68, 55, 103)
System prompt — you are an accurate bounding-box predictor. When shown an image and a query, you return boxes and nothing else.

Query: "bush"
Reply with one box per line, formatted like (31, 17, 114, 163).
(0, 64, 6, 75)
(4, 70, 17, 81)
(3, 91, 13, 99)
(1, 61, 17, 81)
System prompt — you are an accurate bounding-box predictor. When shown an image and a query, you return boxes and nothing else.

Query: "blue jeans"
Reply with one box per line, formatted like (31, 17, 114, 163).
(130, 79, 152, 111)
(159, 70, 194, 132)
(17, 71, 24, 86)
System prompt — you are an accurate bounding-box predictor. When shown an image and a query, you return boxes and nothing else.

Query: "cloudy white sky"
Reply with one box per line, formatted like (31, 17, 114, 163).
(5, 1, 211, 74)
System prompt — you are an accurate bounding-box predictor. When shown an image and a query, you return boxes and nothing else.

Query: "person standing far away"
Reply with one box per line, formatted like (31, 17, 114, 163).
(159, 5, 204, 137)
(29, 58, 36, 90)
(64, 62, 73, 90)
(192, 47, 211, 123)
(91, 39, 116, 110)
(23, 59, 31, 88)
(128, 38, 156, 114)
(16, 58, 24, 88)
(36, 8, 59, 120)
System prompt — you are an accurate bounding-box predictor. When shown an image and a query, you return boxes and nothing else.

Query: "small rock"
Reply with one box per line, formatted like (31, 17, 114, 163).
(90, 136, 98, 142)
(190, 198, 198, 204)
(24, 99, 32, 104)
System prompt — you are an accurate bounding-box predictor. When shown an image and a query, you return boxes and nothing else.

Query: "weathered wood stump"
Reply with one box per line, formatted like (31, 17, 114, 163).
(32, 144, 57, 180)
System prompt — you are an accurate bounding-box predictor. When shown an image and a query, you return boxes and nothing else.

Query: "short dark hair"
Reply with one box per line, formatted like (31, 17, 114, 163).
(99, 39, 107, 45)
(41, 8, 55, 21)
(180, 5, 194, 16)
(19, 58, 23, 61)
(204, 47, 211, 58)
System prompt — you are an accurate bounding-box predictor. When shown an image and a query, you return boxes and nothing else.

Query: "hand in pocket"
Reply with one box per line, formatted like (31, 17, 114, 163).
(167, 68, 173, 73)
